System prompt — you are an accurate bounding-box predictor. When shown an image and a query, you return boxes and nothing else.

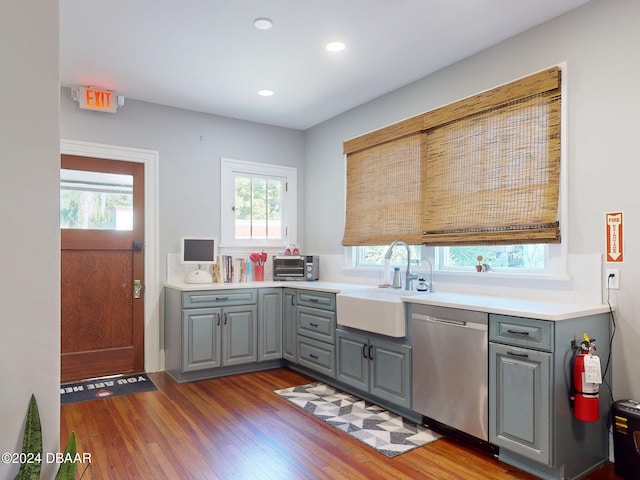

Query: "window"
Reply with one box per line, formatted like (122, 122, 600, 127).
(343, 67, 563, 274)
(439, 244, 545, 271)
(220, 158, 297, 248)
(355, 245, 422, 268)
(60, 169, 133, 231)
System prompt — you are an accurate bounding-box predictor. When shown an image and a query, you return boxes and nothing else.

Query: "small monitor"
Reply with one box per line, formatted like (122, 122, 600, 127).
(181, 237, 216, 284)
(182, 237, 217, 264)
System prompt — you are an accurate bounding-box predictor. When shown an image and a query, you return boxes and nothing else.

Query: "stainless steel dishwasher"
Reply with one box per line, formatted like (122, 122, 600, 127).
(412, 304, 489, 441)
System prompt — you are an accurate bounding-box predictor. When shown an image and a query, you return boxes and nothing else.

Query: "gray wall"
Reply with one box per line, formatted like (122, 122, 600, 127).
(304, 0, 640, 399)
(60, 92, 305, 281)
(0, 1, 61, 478)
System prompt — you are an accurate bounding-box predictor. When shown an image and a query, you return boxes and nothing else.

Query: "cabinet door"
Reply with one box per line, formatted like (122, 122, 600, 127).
(489, 342, 552, 466)
(258, 288, 282, 361)
(282, 288, 297, 362)
(336, 330, 369, 391)
(370, 339, 412, 409)
(222, 305, 258, 366)
(182, 307, 221, 372)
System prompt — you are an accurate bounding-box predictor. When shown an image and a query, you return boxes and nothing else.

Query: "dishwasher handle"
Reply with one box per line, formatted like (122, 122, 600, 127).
(413, 313, 488, 331)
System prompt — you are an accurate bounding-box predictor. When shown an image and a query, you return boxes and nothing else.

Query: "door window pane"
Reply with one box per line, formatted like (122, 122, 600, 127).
(60, 169, 133, 230)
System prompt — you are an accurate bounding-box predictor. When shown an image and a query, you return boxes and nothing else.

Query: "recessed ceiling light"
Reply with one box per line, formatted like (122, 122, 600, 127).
(326, 41, 346, 52)
(258, 89, 274, 97)
(253, 17, 273, 30)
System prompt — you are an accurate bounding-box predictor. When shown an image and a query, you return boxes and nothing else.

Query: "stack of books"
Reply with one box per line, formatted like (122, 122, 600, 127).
(214, 255, 251, 283)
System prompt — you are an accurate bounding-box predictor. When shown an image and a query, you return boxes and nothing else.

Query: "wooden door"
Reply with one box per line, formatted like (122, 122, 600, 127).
(60, 155, 145, 382)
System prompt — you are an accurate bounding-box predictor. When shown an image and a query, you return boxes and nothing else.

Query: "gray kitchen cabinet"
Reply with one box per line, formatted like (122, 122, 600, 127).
(282, 288, 297, 362)
(182, 307, 221, 371)
(295, 289, 336, 378)
(183, 302, 257, 371)
(221, 304, 258, 365)
(336, 328, 411, 409)
(490, 341, 552, 464)
(489, 312, 612, 480)
(258, 288, 282, 361)
(165, 288, 262, 382)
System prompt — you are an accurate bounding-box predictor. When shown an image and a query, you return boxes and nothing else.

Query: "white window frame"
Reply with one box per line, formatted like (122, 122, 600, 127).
(220, 157, 297, 249)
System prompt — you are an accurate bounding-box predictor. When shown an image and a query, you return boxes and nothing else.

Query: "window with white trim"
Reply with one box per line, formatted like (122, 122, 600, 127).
(220, 158, 297, 248)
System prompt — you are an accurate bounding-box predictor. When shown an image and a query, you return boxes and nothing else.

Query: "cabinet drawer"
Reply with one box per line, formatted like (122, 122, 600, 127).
(489, 315, 553, 352)
(182, 289, 257, 308)
(297, 336, 335, 378)
(296, 290, 336, 311)
(297, 306, 336, 344)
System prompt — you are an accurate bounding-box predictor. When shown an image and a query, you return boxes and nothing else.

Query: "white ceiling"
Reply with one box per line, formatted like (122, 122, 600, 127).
(60, 0, 590, 130)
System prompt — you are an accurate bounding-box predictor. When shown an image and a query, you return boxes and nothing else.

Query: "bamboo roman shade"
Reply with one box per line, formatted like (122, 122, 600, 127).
(342, 132, 425, 246)
(341, 67, 562, 247)
(423, 68, 561, 245)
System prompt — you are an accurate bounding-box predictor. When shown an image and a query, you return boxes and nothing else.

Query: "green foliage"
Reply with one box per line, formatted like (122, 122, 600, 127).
(60, 189, 131, 229)
(14, 395, 42, 480)
(234, 176, 282, 221)
(14, 395, 79, 480)
(447, 245, 544, 269)
(359, 245, 422, 267)
(54, 433, 78, 480)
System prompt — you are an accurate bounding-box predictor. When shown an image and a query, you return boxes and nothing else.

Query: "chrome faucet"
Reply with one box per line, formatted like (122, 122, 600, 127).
(384, 240, 418, 291)
(423, 257, 434, 293)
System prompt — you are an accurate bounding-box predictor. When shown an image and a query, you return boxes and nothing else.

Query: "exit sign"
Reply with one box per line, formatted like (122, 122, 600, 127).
(72, 86, 121, 113)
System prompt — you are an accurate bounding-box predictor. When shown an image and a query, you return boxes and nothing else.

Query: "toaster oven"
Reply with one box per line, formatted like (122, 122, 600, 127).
(272, 255, 319, 281)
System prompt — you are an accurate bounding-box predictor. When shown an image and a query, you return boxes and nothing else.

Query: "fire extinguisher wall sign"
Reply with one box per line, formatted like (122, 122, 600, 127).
(572, 334, 602, 422)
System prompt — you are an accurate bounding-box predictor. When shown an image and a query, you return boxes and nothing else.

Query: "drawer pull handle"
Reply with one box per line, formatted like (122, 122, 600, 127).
(507, 351, 529, 358)
(309, 298, 319, 302)
(309, 354, 318, 359)
(215, 296, 229, 301)
(507, 329, 530, 336)
(309, 322, 319, 328)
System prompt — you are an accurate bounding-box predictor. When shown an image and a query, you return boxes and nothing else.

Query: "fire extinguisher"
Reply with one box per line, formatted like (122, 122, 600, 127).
(571, 333, 600, 422)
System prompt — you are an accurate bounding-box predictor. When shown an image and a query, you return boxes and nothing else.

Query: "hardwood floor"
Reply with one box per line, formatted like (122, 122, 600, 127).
(60, 368, 619, 479)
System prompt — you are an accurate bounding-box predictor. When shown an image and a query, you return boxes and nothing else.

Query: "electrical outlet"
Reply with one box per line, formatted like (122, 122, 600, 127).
(606, 269, 620, 289)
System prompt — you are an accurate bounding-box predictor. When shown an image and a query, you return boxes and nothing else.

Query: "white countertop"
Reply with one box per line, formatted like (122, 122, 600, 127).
(404, 291, 611, 321)
(165, 280, 364, 294)
(164, 280, 611, 321)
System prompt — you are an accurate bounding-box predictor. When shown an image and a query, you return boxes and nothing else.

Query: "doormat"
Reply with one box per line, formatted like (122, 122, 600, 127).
(60, 373, 156, 405)
(274, 382, 441, 458)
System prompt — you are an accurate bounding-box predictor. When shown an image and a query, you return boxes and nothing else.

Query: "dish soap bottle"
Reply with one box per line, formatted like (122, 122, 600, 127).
(392, 266, 401, 289)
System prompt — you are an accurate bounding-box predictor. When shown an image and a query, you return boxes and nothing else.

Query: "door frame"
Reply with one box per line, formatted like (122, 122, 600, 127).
(60, 139, 162, 373)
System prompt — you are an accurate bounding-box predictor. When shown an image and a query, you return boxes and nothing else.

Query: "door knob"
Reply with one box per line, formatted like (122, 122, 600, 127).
(133, 280, 143, 299)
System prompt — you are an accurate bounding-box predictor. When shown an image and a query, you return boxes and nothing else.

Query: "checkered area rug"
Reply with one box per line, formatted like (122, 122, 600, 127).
(274, 382, 441, 457)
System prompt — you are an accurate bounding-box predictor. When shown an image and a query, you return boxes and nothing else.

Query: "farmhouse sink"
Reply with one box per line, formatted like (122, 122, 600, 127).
(336, 288, 427, 337)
